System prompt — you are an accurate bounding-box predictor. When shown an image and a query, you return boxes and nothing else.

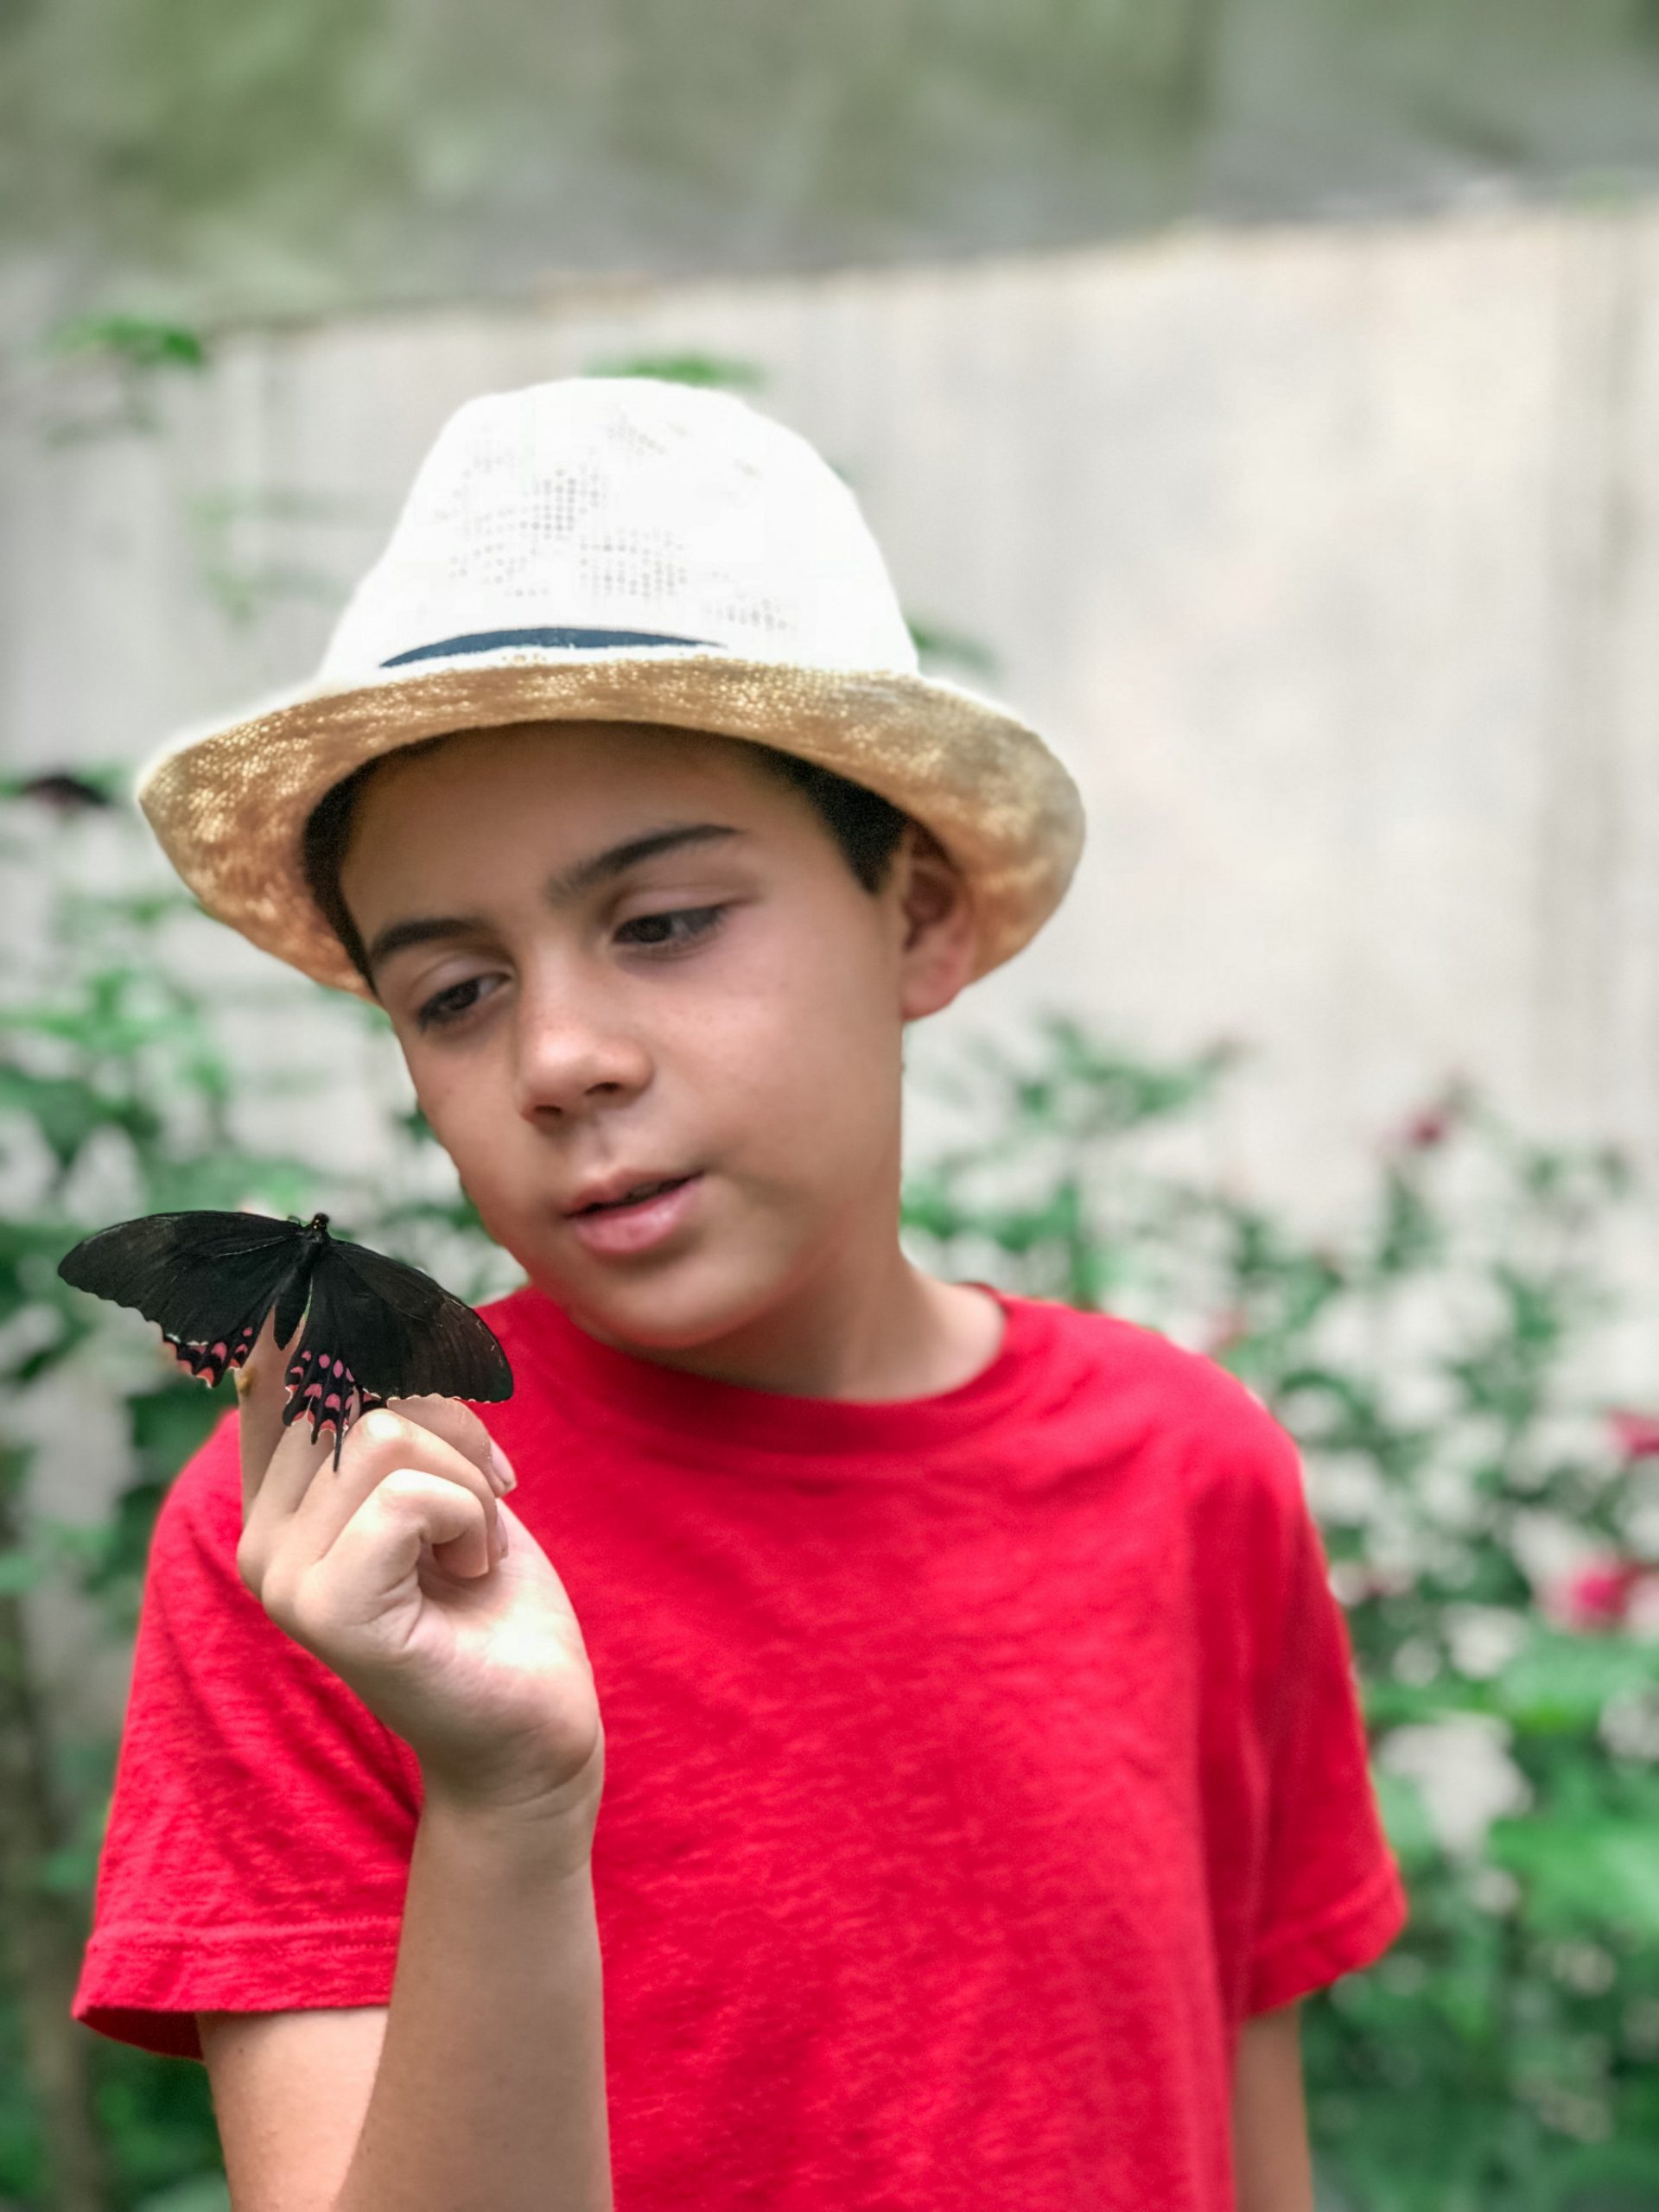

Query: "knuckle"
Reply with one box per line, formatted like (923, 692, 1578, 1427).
(384, 1448, 487, 1504)
(285, 1580, 332, 1646)
(359, 1408, 410, 1449)
(374, 1465, 438, 1516)
(388, 1394, 493, 1468)
(259, 1565, 297, 1627)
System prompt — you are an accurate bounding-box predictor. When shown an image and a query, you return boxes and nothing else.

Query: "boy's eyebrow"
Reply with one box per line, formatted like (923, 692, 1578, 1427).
(544, 821, 740, 905)
(363, 822, 741, 979)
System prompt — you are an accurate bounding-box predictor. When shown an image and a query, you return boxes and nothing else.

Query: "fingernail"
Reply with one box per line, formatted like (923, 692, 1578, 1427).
(487, 1440, 517, 1494)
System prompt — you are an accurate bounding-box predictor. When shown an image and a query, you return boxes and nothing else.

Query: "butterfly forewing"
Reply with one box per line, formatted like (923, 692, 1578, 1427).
(57, 1211, 309, 1386)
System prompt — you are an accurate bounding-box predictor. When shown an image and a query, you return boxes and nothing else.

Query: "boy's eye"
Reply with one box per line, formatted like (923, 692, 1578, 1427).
(414, 975, 498, 1032)
(411, 906, 727, 1029)
(615, 905, 728, 951)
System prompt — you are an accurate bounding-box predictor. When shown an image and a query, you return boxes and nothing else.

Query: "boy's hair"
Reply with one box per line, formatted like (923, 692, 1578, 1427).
(302, 726, 913, 994)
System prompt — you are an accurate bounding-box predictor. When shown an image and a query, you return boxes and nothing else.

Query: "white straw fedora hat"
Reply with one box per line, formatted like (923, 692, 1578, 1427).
(136, 376, 1085, 996)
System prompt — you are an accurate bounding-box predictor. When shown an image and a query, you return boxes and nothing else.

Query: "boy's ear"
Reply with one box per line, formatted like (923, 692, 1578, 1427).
(893, 823, 977, 1020)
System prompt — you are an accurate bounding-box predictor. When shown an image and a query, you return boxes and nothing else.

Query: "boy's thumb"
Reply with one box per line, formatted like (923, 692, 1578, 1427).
(233, 1308, 301, 1487)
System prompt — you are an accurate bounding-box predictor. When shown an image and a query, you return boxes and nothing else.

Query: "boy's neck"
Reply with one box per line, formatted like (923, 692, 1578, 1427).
(566, 1247, 1006, 1404)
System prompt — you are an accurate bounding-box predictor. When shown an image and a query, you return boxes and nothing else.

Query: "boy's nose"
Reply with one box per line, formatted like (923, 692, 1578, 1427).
(509, 978, 652, 1121)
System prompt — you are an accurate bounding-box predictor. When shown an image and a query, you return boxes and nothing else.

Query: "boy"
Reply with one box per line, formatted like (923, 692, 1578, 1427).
(72, 377, 1407, 2211)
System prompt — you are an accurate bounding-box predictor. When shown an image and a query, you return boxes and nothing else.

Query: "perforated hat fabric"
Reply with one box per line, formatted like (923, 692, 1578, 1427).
(136, 377, 1085, 995)
(318, 380, 920, 680)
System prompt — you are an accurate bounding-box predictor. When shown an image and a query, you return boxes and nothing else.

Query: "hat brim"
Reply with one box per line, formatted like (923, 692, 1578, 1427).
(136, 651, 1085, 996)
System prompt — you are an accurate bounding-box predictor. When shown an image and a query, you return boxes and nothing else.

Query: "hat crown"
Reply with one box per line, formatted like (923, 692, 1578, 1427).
(319, 378, 919, 682)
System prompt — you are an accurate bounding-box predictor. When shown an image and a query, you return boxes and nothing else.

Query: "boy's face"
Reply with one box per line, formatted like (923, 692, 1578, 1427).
(338, 721, 974, 1356)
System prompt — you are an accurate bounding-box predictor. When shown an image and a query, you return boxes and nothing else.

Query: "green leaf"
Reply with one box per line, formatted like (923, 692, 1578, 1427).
(129, 1382, 235, 1484)
(906, 618, 999, 678)
(35, 1836, 104, 1897)
(46, 315, 209, 372)
(0, 1546, 47, 1596)
(1372, 1768, 1441, 1874)
(133, 2175, 231, 2212)
(582, 350, 764, 389)
(1490, 1813, 1659, 1936)
(0, 1065, 158, 1168)
(1494, 1632, 1659, 1733)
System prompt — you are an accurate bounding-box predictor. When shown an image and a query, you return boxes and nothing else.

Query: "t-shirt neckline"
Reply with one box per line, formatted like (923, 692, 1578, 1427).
(503, 1281, 1052, 1456)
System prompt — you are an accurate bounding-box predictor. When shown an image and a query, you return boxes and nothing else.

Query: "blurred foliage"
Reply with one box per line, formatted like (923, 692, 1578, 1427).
(11, 0, 1659, 322)
(44, 318, 207, 374)
(584, 350, 766, 389)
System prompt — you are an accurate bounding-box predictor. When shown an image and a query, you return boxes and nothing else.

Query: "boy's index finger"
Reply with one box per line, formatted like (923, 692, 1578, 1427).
(235, 1313, 508, 1522)
(371, 1395, 505, 1489)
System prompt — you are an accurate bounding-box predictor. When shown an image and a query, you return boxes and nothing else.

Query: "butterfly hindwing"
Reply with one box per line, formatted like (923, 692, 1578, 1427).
(324, 1236, 514, 1404)
(279, 1235, 512, 1459)
(57, 1211, 309, 1387)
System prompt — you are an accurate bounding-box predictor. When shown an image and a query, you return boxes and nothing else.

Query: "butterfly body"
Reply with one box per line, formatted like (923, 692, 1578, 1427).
(58, 1209, 513, 1466)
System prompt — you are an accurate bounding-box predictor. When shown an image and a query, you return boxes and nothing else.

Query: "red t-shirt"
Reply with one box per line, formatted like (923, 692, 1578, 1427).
(73, 1283, 1406, 2210)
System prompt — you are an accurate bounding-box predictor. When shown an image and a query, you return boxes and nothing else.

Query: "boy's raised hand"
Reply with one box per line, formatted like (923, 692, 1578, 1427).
(228, 1311, 602, 1838)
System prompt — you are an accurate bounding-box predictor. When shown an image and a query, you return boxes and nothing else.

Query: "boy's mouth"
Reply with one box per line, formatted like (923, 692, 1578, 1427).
(563, 1171, 706, 1259)
(565, 1171, 700, 1217)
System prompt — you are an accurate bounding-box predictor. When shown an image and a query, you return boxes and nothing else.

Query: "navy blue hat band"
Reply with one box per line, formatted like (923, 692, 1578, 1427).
(381, 626, 715, 668)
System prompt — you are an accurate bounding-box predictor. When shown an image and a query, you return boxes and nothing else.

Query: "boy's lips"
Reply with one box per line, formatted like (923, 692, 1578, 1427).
(563, 1171, 705, 1258)
(564, 1167, 700, 1215)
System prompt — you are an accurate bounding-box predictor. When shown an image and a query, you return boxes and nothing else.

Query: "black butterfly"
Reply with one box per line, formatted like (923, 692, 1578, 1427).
(57, 1210, 513, 1466)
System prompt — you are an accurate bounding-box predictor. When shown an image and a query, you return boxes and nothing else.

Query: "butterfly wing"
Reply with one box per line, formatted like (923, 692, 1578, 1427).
(280, 1235, 513, 1457)
(57, 1211, 308, 1386)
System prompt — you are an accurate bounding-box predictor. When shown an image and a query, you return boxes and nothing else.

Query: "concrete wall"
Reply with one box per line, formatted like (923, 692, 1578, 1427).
(11, 200, 1659, 1215)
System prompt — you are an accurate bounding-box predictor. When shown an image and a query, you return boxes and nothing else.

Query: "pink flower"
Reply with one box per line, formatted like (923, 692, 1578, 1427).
(1204, 1307, 1249, 1356)
(1391, 1078, 1476, 1154)
(1610, 1410, 1659, 1461)
(1542, 1557, 1655, 1632)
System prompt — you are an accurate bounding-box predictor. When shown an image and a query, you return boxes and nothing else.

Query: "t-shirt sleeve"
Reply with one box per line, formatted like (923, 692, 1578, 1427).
(1240, 1436, 1408, 2015)
(72, 1409, 423, 2061)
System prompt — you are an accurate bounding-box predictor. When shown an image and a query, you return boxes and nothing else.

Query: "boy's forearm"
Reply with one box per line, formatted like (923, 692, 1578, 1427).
(1231, 2003, 1313, 2212)
(334, 1789, 612, 2212)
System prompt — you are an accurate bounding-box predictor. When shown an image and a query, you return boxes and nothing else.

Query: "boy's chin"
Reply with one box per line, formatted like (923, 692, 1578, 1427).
(538, 1250, 802, 1360)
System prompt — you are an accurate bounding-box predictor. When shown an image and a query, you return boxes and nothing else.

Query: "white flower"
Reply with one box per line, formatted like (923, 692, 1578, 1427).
(1377, 1715, 1531, 1859)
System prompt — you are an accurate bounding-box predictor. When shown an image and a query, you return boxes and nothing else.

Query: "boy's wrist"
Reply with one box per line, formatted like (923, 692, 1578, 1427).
(418, 1755, 602, 1876)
